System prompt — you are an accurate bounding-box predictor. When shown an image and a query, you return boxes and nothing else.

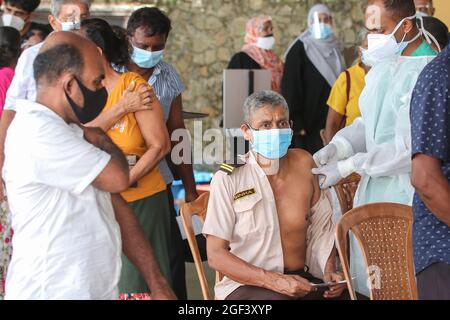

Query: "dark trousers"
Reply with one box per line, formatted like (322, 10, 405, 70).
(417, 262, 450, 300)
(225, 269, 351, 301)
(167, 185, 188, 300)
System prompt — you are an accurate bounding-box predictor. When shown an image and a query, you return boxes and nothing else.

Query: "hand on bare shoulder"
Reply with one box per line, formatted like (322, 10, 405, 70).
(120, 81, 155, 114)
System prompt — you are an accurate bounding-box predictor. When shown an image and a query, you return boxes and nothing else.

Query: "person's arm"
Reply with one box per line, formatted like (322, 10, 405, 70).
(131, 100, 171, 186)
(0, 110, 16, 200)
(410, 74, 450, 226)
(412, 154, 450, 226)
(206, 235, 315, 298)
(166, 95, 198, 202)
(82, 126, 129, 193)
(325, 72, 348, 145)
(322, 248, 346, 298)
(86, 82, 154, 132)
(111, 194, 176, 299)
(324, 108, 345, 145)
(309, 159, 345, 299)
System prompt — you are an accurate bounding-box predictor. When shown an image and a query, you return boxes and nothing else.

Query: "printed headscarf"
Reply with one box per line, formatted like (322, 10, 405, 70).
(242, 16, 284, 92)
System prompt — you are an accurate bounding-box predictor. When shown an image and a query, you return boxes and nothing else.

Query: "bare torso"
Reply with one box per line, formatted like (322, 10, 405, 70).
(267, 149, 320, 272)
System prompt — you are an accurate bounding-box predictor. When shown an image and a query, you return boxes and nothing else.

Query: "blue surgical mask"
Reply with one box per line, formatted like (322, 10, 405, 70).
(311, 23, 334, 40)
(250, 128, 293, 160)
(131, 46, 164, 69)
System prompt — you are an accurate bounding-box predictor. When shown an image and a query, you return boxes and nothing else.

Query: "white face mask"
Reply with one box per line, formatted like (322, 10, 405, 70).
(364, 14, 420, 66)
(2, 14, 25, 31)
(256, 36, 275, 50)
(55, 17, 81, 31)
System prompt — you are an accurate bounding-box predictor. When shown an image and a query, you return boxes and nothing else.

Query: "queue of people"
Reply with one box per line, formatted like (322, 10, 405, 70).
(0, 0, 448, 301)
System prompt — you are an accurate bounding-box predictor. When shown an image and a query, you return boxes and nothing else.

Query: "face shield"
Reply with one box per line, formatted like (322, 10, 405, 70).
(310, 11, 334, 40)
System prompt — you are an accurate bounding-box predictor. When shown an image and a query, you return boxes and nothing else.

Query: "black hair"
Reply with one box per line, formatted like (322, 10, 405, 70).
(127, 7, 172, 38)
(21, 23, 52, 44)
(0, 26, 21, 68)
(34, 43, 83, 85)
(423, 16, 449, 50)
(81, 18, 130, 69)
(5, 0, 41, 13)
(370, 0, 416, 21)
(111, 25, 127, 42)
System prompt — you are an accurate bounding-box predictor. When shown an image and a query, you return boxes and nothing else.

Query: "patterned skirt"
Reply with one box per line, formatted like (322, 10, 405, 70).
(0, 202, 13, 300)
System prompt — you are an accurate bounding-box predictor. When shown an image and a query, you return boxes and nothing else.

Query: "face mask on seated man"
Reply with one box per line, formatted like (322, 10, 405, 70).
(202, 90, 349, 301)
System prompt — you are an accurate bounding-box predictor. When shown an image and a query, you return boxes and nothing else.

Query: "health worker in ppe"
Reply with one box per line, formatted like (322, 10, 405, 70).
(312, 0, 439, 298)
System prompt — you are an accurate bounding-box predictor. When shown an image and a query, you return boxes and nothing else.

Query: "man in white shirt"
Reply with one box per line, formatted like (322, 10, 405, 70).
(3, 31, 173, 300)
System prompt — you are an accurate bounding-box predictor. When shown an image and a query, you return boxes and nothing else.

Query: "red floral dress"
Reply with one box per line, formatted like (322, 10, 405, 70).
(119, 293, 152, 300)
(0, 202, 12, 300)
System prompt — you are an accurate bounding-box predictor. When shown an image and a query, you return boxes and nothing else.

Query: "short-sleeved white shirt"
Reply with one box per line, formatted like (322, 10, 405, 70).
(3, 100, 122, 300)
(3, 42, 43, 111)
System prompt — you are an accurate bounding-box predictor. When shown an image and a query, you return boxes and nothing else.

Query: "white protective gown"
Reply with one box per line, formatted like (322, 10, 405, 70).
(330, 55, 435, 296)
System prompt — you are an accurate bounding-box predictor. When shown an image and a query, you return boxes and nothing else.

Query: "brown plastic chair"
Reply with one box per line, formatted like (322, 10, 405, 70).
(333, 173, 361, 215)
(180, 192, 224, 300)
(335, 203, 418, 300)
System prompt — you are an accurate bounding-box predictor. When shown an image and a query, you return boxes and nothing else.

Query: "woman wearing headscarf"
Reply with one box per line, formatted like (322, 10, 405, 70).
(228, 16, 284, 92)
(282, 4, 346, 154)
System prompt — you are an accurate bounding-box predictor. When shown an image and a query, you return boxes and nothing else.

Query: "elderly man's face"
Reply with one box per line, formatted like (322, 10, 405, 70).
(49, 2, 90, 32)
(242, 105, 290, 142)
(414, 0, 435, 16)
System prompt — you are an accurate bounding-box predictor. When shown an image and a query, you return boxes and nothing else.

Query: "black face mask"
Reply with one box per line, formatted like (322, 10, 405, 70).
(65, 77, 108, 124)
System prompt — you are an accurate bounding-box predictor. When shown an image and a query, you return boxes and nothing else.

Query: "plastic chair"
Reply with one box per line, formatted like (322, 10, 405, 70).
(179, 192, 216, 300)
(335, 203, 418, 300)
(333, 173, 361, 215)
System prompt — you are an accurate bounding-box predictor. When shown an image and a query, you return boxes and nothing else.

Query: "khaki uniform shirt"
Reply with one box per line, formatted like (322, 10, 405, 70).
(203, 152, 335, 300)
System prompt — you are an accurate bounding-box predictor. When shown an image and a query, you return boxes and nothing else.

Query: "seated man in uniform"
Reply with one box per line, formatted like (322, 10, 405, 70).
(203, 90, 347, 300)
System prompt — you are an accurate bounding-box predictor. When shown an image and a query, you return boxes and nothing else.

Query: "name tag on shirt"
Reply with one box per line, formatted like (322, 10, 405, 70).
(234, 188, 256, 201)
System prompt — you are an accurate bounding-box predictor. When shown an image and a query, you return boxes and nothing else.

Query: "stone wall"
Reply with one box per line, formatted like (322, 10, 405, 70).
(39, 0, 368, 130)
(153, 0, 368, 130)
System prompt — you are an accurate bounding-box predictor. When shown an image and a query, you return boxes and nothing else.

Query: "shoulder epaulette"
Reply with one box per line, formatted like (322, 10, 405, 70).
(219, 163, 236, 175)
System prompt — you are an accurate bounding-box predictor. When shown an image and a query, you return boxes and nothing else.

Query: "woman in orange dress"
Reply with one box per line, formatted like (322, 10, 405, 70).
(81, 18, 172, 300)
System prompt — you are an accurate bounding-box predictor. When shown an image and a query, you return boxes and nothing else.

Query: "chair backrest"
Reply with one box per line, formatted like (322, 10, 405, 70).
(333, 173, 361, 215)
(335, 203, 418, 300)
(180, 192, 213, 300)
